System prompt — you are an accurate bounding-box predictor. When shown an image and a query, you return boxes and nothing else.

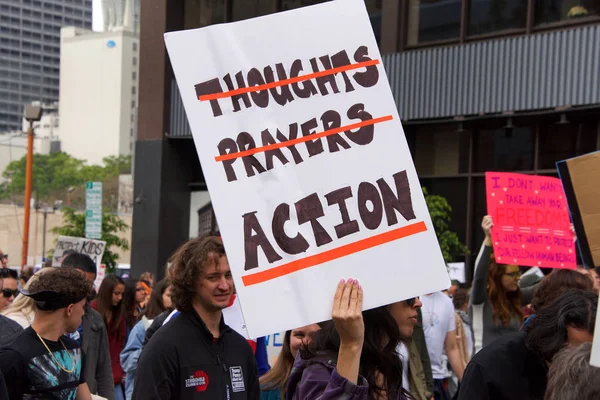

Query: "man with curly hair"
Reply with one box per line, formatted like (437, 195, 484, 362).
(0, 267, 94, 399)
(133, 236, 260, 399)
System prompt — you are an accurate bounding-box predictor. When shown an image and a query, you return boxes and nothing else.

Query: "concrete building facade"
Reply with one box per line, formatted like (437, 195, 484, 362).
(0, 0, 92, 132)
(58, 26, 139, 165)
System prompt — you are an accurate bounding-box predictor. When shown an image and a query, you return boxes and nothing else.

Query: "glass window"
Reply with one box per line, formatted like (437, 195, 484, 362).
(469, 0, 527, 35)
(538, 115, 598, 170)
(184, 0, 226, 29)
(231, 0, 277, 21)
(413, 124, 470, 176)
(280, 0, 330, 11)
(536, 0, 599, 24)
(365, 0, 382, 45)
(473, 121, 534, 172)
(407, 0, 461, 46)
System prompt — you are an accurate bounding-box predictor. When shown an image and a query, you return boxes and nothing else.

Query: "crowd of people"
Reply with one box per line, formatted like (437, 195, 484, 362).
(0, 215, 599, 399)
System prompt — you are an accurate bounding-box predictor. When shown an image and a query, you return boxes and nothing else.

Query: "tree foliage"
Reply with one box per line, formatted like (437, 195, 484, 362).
(423, 187, 468, 264)
(1, 152, 131, 201)
(49, 208, 129, 273)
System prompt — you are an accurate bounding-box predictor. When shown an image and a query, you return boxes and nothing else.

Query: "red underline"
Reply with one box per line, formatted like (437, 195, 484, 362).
(214, 115, 393, 162)
(242, 221, 428, 286)
(199, 59, 380, 101)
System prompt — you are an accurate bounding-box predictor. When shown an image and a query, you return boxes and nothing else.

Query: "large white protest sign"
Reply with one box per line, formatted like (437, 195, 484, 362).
(53, 236, 106, 269)
(165, 0, 450, 338)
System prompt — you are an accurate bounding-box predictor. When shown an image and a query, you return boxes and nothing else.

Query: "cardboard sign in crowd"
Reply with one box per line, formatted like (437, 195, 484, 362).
(165, 0, 449, 337)
(52, 236, 107, 269)
(485, 172, 576, 269)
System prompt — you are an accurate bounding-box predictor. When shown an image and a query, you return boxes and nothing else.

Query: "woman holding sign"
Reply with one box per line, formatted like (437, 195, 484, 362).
(286, 278, 411, 400)
(470, 216, 535, 353)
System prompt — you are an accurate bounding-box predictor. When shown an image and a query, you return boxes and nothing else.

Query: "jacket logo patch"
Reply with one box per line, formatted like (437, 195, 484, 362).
(229, 366, 245, 393)
(185, 370, 209, 392)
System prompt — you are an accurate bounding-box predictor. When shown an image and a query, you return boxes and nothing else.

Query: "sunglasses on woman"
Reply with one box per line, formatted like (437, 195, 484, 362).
(1, 288, 19, 298)
(405, 297, 417, 307)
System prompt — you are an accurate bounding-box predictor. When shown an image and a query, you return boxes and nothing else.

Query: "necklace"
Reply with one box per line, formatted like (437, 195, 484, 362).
(36, 332, 75, 373)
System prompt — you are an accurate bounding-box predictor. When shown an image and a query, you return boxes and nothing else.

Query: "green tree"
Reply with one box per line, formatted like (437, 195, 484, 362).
(50, 208, 129, 273)
(102, 155, 132, 176)
(423, 187, 468, 264)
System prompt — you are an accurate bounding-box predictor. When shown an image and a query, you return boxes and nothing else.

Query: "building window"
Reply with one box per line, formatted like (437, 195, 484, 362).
(407, 0, 461, 46)
(537, 116, 598, 170)
(132, 42, 137, 51)
(184, 0, 226, 29)
(280, 0, 329, 10)
(132, 57, 137, 66)
(132, 71, 137, 80)
(472, 122, 534, 172)
(231, 0, 277, 21)
(469, 0, 527, 36)
(535, 0, 598, 24)
(411, 124, 470, 176)
(132, 86, 136, 95)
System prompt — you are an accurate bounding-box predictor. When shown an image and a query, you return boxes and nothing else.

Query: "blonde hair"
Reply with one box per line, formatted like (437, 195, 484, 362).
(1, 268, 55, 321)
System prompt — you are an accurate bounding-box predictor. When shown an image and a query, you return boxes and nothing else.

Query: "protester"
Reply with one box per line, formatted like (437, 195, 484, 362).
(0, 268, 18, 312)
(92, 275, 127, 400)
(0, 277, 22, 347)
(287, 278, 411, 400)
(2, 268, 52, 328)
(0, 267, 94, 399)
(139, 272, 155, 288)
(458, 289, 597, 400)
(390, 297, 433, 400)
(544, 342, 600, 400)
(120, 279, 173, 400)
(259, 324, 320, 400)
(133, 236, 259, 399)
(19, 266, 34, 288)
(122, 279, 144, 334)
(420, 291, 464, 400)
(453, 289, 474, 366)
(0, 250, 8, 268)
(63, 252, 115, 400)
(470, 216, 536, 352)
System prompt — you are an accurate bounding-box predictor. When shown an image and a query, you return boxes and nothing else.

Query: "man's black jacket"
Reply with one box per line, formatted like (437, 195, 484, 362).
(133, 308, 259, 400)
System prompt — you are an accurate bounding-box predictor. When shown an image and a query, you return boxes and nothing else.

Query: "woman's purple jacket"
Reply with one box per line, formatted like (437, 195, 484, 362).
(285, 352, 409, 400)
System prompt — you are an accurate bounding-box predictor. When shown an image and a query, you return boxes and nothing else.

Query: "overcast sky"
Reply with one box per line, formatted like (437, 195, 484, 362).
(92, 0, 102, 31)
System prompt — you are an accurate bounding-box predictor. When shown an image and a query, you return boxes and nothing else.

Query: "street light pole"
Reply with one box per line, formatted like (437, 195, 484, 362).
(21, 104, 42, 270)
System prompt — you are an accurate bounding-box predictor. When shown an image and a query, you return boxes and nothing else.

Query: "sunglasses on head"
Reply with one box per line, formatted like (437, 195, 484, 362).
(1, 288, 19, 298)
(405, 297, 417, 307)
(0, 254, 7, 259)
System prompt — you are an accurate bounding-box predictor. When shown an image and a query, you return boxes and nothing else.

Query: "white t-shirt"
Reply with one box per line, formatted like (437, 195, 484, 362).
(420, 292, 456, 379)
(396, 342, 410, 393)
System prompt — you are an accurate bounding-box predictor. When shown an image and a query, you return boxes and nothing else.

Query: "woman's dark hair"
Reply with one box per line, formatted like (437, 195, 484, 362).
(531, 269, 593, 311)
(260, 330, 294, 397)
(526, 289, 597, 362)
(144, 279, 171, 320)
(302, 306, 409, 400)
(168, 236, 225, 313)
(453, 288, 469, 310)
(20, 266, 35, 284)
(96, 275, 125, 336)
(122, 278, 140, 329)
(488, 255, 524, 327)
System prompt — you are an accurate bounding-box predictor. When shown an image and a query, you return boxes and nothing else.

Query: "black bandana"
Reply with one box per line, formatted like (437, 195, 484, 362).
(21, 289, 86, 311)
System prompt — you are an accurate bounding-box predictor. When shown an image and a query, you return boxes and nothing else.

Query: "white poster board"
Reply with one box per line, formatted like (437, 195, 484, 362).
(448, 262, 466, 283)
(52, 236, 107, 269)
(591, 292, 600, 367)
(164, 0, 449, 338)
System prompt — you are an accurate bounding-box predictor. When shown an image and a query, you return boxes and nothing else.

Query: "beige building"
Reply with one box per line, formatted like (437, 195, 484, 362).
(58, 26, 138, 166)
(0, 204, 131, 268)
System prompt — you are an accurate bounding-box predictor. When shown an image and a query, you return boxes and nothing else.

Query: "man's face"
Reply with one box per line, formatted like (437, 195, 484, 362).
(0, 277, 18, 311)
(194, 255, 234, 313)
(65, 299, 87, 333)
(75, 268, 96, 284)
(389, 297, 423, 338)
(0, 252, 8, 268)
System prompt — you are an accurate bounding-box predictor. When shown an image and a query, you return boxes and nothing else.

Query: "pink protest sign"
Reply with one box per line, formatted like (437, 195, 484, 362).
(485, 172, 576, 269)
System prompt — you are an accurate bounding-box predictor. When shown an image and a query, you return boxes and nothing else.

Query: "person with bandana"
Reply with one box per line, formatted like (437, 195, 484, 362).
(0, 267, 94, 399)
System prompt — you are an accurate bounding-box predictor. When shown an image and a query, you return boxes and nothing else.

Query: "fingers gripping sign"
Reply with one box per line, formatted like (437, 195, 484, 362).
(333, 278, 364, 348)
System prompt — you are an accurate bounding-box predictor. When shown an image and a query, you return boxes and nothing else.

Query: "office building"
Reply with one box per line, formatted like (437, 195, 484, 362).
(0, 0, 92, 132)
(131, 0, 600, 280)
(59, 26, 139, 165)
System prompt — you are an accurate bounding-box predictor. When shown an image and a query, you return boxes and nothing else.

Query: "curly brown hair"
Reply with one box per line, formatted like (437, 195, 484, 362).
(28, 267, 93, 304)
(168, 236, 225, 313)
(531, 269, 593, 312)
(488, 255, 524, 327)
